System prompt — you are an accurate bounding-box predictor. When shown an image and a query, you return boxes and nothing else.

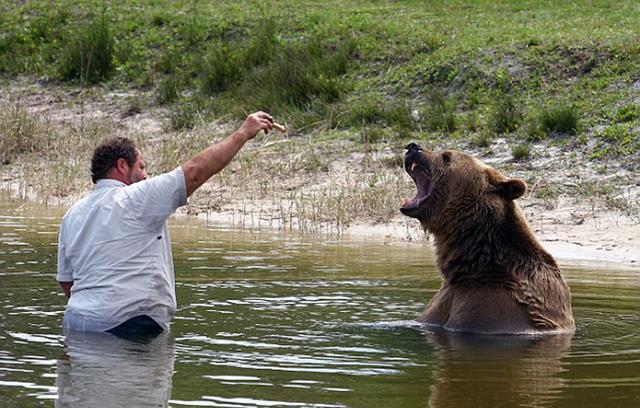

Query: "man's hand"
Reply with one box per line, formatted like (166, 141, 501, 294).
(237, 111, 275, 142)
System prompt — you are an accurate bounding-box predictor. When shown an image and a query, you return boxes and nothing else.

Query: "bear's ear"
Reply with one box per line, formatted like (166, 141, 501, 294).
(496, 178, 527, 200)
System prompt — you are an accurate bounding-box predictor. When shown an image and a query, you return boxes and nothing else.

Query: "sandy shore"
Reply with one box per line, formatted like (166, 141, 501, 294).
(192, 198, 640, 268)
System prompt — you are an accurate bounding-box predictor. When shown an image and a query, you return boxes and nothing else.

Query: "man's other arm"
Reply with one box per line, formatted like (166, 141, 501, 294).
(181, 111, 274, 197)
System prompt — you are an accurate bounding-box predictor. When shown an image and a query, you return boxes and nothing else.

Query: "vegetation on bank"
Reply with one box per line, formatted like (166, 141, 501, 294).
(1, 0, 639, 229)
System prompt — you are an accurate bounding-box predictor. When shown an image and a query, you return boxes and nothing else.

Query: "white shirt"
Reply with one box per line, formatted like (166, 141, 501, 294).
(57, 167, 187, 332)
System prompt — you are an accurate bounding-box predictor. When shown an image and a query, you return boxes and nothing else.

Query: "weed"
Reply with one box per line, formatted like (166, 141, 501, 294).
(349, 99, 385, 125)
(511, 143, 531, 161)
(122, 97, 143, 118)
(573, 181, 619, 199)
(378, 154, 404, 169)
(157, 48, 182, 75)
(252, 37, 354, 110)
(244, 16, 279, 68)
(156, 74, 181, 105)
(539, 105, 579, 134)
(199, 43, 244, 94)
(465, 111, 480, 132)
(168, 104, 198, 130)
(489, 95, 522, 134)
(0, 104, 47, 164)
(59, 13, 115, 84)
(590, 124, 639, 159)
(385, 103, 417, 132)
(360, 126, 385, 144)
(614, 103, 639, 123)
(532, 183, 560, 210)
(471, 133, 492, 148)
(424, 90, 456, 132)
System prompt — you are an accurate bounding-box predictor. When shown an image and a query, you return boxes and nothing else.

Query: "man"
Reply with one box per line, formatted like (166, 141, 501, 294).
(57, 111, 275, 336)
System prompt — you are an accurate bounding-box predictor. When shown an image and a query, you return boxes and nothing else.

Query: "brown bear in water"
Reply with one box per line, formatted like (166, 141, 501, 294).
(400, 142, 574, 334)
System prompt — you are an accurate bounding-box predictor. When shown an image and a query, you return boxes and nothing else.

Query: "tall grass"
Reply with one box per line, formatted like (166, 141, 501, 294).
(539, 105, 579, 134)
(247, 35, 356, 111)
(59, 13, 115, 84)
(0, 104, 48, 165)
(489, 95, 522, 134)
(199, 44, 244, 94)
(424, 90, 456, 132)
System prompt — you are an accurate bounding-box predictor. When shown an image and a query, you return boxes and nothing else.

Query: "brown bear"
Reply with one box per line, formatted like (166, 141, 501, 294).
(400, 142, 574, 334)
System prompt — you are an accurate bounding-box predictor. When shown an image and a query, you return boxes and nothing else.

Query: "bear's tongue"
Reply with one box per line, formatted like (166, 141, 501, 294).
(401, 171, 433, 211)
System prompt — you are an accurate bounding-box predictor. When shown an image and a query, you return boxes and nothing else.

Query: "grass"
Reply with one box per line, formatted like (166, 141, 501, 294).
(424, 90, 456, 132)
(0, 104, 46, 165)
(489, 94, 522, 134)
(538, 105, 580, 134)
(511, 143, 532, 161)
(59, 13, 115, 84)
(1, 0, 640, 230)
(590, 124, 640, 160)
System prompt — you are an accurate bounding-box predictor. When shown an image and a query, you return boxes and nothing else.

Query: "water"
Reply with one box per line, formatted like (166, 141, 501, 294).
(0, 204, 639, 407)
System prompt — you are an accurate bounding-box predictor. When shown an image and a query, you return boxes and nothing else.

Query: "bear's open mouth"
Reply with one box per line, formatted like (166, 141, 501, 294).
(401, 161, 433, 213)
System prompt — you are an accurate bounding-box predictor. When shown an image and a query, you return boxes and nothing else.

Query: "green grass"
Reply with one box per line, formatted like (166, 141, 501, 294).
(538, 105, 580, 134)
(59, 13, 115, 84)
(590, 124, 640, 160)
(511, 143, 532, 161)
(489, 94, 522, 134)
(2, 0, 640, 192)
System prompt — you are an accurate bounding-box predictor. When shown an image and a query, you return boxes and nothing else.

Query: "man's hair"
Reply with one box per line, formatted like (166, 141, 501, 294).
(91, 137, 138, 184)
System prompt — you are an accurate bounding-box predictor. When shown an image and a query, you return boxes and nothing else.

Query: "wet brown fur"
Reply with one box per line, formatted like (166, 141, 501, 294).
(403, 149, 574, 334)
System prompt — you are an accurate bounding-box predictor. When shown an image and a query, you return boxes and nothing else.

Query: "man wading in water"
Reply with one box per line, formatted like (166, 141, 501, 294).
(57, 111, 275, 337)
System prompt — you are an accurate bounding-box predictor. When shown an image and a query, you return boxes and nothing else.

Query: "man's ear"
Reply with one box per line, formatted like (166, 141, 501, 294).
(496, 178, 527, 200)
(116, 158, 129, 174)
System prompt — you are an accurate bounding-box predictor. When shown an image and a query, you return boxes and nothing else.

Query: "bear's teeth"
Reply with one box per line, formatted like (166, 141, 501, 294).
(410, 163, 417, 171)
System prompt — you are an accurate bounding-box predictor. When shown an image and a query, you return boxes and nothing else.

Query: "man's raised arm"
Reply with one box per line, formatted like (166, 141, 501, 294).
(181, 111, 274, 197)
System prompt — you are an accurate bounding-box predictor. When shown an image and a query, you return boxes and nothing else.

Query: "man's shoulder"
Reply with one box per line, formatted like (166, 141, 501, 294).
(63, 187, 114, 218)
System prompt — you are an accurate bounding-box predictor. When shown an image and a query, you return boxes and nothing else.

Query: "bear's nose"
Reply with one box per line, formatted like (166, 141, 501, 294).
(406, 142, 422, 152)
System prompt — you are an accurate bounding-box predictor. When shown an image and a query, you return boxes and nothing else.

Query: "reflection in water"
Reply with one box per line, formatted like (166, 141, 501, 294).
(56, 330, 175, 408)
(426, 329, 572, 408)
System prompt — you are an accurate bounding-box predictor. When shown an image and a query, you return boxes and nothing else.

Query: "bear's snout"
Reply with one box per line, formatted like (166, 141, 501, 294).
(406, 142, 422, 152)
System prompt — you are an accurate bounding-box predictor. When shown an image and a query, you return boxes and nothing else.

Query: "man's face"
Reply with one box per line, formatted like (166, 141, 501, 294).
(128, 151, 148, 184)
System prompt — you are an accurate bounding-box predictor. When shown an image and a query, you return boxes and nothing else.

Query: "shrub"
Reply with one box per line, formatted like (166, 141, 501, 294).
(59, 13, 115, 84)
(539, 105, 579, 134)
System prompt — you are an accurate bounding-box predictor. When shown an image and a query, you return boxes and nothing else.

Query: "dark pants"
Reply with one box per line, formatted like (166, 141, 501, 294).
(107, 315, 163, 338)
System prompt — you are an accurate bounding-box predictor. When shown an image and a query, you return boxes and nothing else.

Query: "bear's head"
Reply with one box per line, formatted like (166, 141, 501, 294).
(400, 142, 527, 233)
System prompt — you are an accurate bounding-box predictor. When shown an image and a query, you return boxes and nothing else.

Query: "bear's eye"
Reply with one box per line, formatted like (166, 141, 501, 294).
(442, 151, 452, 163)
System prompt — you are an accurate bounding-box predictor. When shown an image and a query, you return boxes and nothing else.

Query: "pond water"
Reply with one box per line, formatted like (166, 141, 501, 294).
(0, 203, 639, 407)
